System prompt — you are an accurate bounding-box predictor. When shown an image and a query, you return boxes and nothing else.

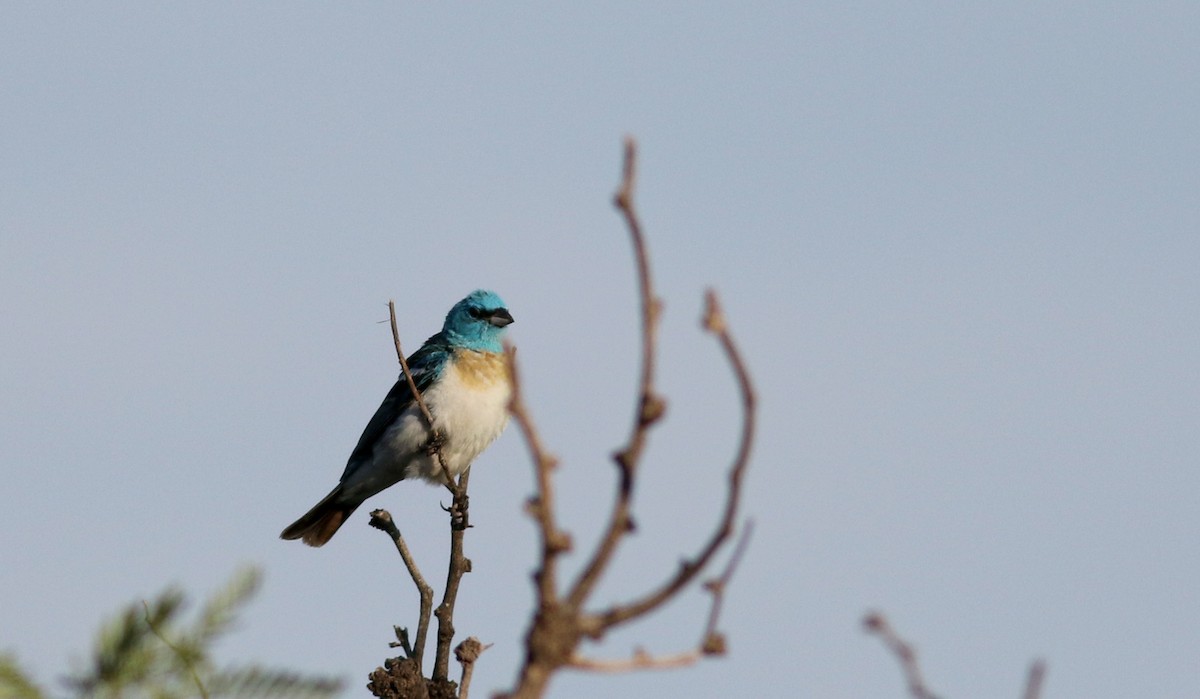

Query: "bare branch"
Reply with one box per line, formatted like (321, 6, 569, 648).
(506, 343, 570, 605)
(699, 519, 754, 652)
(613, 137, 665, 443)
(454, 636, 491, 699)
(1022, 659, 1047, 699)
(373, 304, 476, 688)
(502, 139, 758, 699)
(569, 521, 753, 676)
(865, 611, 1046, 699)
(432, 474, 473, 682)
(368, 510, 434, 669)
(387, 300, 435, 427)
(568, 649, 700, 673)
(388, 626, 413, 658)
(863, 612, 942, 699)
(388, 300, 448, 482)
(568, 136, 665, 610)
(587, 290, 755, 630)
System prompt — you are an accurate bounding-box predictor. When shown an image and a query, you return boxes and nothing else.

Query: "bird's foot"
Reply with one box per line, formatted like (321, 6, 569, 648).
(442, 492, 470, 530)
(425, 431, 446, 458)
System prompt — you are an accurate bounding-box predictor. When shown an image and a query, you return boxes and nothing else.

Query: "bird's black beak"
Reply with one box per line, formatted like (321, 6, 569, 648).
(488, 308, 515, 327)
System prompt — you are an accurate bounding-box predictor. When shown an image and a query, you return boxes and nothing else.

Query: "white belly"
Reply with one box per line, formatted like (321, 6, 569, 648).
(375, 353, 511, 484)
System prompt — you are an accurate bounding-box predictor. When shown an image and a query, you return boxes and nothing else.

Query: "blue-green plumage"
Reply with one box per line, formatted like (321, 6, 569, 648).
(281, 290, 514, 546)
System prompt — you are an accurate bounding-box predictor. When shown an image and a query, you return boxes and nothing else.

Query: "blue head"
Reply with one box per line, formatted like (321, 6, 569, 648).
(442, 289, 514, 352)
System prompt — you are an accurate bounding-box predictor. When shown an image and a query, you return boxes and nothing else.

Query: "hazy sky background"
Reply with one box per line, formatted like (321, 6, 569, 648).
(2, 3, 1198, 698)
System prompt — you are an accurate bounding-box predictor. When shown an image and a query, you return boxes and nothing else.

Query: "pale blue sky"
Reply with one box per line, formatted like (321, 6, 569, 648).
(2, 3, 1198, 698)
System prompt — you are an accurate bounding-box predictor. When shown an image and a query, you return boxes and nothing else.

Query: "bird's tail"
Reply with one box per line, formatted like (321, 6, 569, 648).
(280, 485, 359, 547)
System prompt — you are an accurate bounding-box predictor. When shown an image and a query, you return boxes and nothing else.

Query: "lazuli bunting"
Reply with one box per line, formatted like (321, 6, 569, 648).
(281, 289, 514, 547)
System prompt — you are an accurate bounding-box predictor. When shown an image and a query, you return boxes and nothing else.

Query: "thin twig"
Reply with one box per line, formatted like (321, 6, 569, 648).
(388, 300, 434, 427)
(388, 300, 447, 480)
(454, 636, 492, 699)
(503, 139, 758, 699)
(506, 343, 569, 604)
(568, 136, 664, 610)
(389, 626, 414, 658)
(699, 519, 754, 652)
(568, 649, 700, 673)
(587, 290, 755, 630)
(863, 612, 941, 699)
(142, 601, 209, 699)
(569, 522, 754, 673)
(368, 510, 434, 669)
(1022, 659, 1047, 699)
(372, 303, 472, 680)
(432, 473, 472, 682)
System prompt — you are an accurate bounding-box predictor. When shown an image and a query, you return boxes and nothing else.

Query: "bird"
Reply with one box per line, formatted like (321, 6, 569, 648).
(281, 289, 514, 547)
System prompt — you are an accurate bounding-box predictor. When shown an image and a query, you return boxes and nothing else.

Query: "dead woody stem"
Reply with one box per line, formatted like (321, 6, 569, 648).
(369, 303, 477, 696)
(500, 137, 757, 699)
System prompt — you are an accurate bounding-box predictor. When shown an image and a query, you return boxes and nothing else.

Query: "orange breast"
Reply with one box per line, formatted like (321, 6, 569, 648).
(451, 349, 509, 389)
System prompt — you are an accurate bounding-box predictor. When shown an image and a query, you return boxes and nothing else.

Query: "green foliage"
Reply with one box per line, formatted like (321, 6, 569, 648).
(0, 653, 46, 699)
(0, 567, 342, 699)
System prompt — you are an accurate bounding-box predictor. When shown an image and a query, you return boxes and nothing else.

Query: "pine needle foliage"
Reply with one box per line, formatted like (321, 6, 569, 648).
(0, 567, 343, 699)
(1, 653, 45, 699)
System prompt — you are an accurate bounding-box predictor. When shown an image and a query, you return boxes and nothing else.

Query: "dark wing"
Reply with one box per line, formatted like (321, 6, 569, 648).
(340, 340, 447, 480)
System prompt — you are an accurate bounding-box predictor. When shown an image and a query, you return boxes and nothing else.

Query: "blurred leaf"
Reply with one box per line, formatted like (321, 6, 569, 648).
(48, 567, 343, 699)
(195, 567, 261, 645)
(0, 654, 45, 699)
(71, 588, 185, 694)
(208, 666, 343, 698)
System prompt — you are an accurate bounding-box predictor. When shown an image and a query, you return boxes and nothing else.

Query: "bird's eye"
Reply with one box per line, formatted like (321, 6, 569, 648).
(468, 307, 484, 319)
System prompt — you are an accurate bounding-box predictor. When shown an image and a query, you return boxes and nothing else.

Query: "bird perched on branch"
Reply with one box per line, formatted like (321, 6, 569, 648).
(281, 289, 514, 547)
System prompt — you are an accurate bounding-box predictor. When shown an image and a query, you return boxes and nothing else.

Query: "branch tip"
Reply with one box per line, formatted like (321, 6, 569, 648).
(455, 636, 491, 665)
(1023, 659, 1048, 699)
(701, 633, 727, 656)
(505, 139, 757, 697)
(371, 507, 433, 668)
(615, 137, 638, 207)
(864, 611, 941, 699)
(702, 289, 727, 333)
(368, 509, 394, 530)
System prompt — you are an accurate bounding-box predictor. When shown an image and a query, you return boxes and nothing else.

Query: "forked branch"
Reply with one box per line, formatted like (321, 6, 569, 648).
(501, 138, 757, 699)
(587, 290, 755, 631)
(567, 136, 666, 610)
(863, 612, 942, 699)
(389, 300, 465, 500)
(369, 304, 477, 696)
(569, 521, 754, 672)
(368, 510, 434, 670)
(864, 611, 1048, 699)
